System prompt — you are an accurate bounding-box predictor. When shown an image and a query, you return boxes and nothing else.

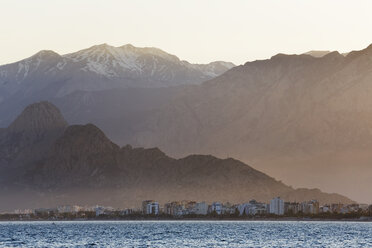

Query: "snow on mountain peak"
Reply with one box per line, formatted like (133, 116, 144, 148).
(62, 43, 223, 78)
(0, 43, 235, 95)
(64, 44, 162, 77)
(6, 50, 62, 81)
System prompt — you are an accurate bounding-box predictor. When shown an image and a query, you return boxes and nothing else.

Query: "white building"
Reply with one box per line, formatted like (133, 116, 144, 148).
(57, 205, 82, 214)
(237, 203, 250, 216)
(237, 200, 267, 216)
(320, 205, 330, 213)
(13, 209, 33, 214)
(142, 200, 159, 215)
(94, 206, 105, 216)
(270, 197, 284, 215)
(194, 202, 208, 215)
(120, 209, 133, 216)
(300, 200, 319, 214)
(210, 202, 223, 215)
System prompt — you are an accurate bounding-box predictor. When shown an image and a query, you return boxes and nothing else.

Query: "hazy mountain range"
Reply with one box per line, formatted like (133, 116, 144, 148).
(0, 44, 234, 126)
(304, 50, 349, 57)
(0, 102, 352, 211)
(1, 43, 372, 203)
(116, 44, 372, 203)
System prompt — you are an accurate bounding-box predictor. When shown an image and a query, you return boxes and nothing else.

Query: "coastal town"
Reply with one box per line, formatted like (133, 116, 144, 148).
(1, 197, 372, 221)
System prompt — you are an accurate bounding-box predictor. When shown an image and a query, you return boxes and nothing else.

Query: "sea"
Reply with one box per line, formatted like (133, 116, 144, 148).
(0, 221, 371, 247)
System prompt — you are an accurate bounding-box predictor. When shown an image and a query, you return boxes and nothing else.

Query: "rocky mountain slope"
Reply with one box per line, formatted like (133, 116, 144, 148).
(303, 50, 332, 57)
(131, 44, 372, 203)
(0, 102, 67, 176)
(0, 44, 234, 126)
(58, 44, 372, 203)
(2, 44, 372, 203)
(0, 102, 352, 211)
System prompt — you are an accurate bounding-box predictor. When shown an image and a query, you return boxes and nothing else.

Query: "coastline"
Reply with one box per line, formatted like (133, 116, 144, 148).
(1, 217, 372, 222)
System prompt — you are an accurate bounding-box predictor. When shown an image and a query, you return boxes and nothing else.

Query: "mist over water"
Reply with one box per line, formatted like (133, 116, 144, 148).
(0, 221, 371, 247)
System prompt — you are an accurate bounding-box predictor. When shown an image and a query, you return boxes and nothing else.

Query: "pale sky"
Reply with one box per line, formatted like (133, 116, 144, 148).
(1, 0, 372, 65)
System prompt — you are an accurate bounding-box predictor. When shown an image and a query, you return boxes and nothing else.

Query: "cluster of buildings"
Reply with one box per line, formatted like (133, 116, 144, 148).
(270, 198, 320, 215)
(142, 200, 239, 216)
(163, 201, 209, 216)
(141, 197, 372, 217)
(11, 205, 119, 217)
(5, 197, 372, 218)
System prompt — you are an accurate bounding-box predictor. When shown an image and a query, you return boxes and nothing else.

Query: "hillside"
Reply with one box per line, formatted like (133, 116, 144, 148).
(0, 102, 353, 211)
(90, 44, 372, 203)
(2, 44, 372, 203)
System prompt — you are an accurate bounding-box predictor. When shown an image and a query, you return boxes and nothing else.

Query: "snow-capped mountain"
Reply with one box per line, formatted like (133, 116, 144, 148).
(0, 44, 234, 126)
(0, 43, 234, 98)
(43, 44, 372, 203)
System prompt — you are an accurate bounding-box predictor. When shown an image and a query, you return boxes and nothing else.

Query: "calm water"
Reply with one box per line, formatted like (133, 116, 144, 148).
(0, 221, 371, 247)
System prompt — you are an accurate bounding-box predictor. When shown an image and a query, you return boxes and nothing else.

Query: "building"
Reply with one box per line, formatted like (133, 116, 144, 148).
(13, 209, 33, 215)
(300, 200, 319, 215)
(57, 205, 82, 214)
(320, 205, 331, 213)
(346, 204, 361, 213)
(164, 201, 208, 216)
(93, 206, 115, 216)
(331, 203, 344, 214)
(34, 208, 58, 216)
(210, 202, 223, 215)
(358, 204, 369, 212)
(120, 209, 133, 216)
(142, 200, 159, 215)
(284, 202, 300, 215)
(270, 197, 284, 215)
(237, 200, 267, 216)
(164, 202, 175, 215)
(249, 200, 267, 215)
(237, 203, 249, 215)
(222, 202, 237, 215)
(184, 201, 197, 210)
(340, 207, 350, 214)
(194, 202, 208, 215)
(94, 206, 105, 217)
(164, 201, 183, 216)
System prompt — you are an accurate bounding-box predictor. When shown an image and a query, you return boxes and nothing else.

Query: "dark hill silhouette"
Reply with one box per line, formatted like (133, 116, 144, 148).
(0, 102, 353, 211)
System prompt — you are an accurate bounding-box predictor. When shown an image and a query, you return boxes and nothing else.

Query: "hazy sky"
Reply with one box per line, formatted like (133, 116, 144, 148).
(1, 0, 372, 65)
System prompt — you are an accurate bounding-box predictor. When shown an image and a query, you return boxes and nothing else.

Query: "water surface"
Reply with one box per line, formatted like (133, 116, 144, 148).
(0, 221, 371, 247)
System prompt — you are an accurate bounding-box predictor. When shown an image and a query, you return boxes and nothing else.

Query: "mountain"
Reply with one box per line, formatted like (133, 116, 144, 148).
(2, 44, 372, 203)
(0, 43, 234, 126)
(0, 102, 352, 211)
(82, 44, 372, 203)
(303, 50, 332, 57)
(0, 102, 67, 174)
(304, 50, 350, 57)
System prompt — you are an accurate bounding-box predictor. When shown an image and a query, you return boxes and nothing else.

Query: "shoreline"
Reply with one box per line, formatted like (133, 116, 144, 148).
(1, 217, 372, 222)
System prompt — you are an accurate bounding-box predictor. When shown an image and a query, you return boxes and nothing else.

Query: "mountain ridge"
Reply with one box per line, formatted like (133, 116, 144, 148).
(0, 102, 353, 211)
(94, 43, 372, 203)
(2, 44, 372, 203)
(0, 43, 235, 127)
(0, 43, 235, 84)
